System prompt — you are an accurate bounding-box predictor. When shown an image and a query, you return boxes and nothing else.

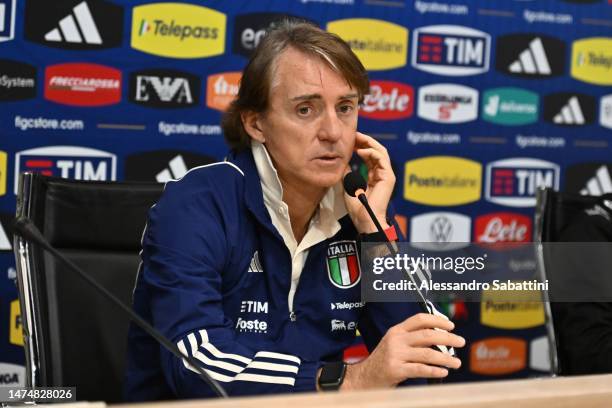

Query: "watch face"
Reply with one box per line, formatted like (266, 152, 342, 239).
(319, 362, 346, 390)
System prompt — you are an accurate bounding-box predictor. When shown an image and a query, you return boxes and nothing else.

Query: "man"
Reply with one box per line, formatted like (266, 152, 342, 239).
(125, 21, 464, 401)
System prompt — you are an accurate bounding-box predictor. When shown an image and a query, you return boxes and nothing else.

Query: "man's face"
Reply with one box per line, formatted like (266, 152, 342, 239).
(258, 47, 359, 190)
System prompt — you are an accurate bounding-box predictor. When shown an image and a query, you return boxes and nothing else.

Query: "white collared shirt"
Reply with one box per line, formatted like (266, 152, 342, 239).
(251, 141, 347, 315)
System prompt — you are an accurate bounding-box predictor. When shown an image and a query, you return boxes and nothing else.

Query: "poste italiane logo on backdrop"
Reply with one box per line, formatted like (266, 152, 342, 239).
(571, 37, 612, 86)
(131, 3, 226, 59)
(404, 156, 481, 206)
(480, 289, 545, 330)
(0, 150, 6, 196)
(360, 80, 413, 120)
(206, 72, 241, 112)
(10, 299, 23, 346)
(470, 337, 527, 375)
(326, 18, 408, 71)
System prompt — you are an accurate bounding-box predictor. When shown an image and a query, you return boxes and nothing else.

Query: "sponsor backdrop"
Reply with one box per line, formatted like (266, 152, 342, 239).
(0, 0, 611, 386)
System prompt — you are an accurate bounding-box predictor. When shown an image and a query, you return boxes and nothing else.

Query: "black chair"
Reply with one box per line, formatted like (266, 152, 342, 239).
(534, 187, 603, 376)
(13, 172, 163, 403)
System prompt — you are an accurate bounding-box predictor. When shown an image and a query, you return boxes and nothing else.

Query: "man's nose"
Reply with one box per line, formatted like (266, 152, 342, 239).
(317, 107, 342, 142)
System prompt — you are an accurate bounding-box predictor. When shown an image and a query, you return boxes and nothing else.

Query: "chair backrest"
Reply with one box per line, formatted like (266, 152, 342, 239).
(534, 187, 602, 376)
(14, 172, 163, 403)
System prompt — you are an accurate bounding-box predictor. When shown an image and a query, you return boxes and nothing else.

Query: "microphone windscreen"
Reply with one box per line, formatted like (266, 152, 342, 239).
(343, 171, 367, 197)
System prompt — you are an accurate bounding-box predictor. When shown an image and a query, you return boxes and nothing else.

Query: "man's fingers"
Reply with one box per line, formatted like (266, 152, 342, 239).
(401, 363, 448, 379)
(403, 347, 462, 369)
(406, 329, 466, 349)
(398, 313, 455, 332)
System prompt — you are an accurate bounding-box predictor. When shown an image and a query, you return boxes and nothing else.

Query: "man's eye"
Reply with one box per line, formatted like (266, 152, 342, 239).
(338, 104, 354, 114)
(297, 106, 312, 116)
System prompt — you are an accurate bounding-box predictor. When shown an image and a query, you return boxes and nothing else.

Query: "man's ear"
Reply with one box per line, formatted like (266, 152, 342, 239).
(241, 111, 265, 143)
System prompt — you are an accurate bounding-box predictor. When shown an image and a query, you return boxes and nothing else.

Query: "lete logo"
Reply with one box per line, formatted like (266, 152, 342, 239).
(475, 212, 532, 244)
(360, 80, 413, 120)
(44, 63, 121, 106)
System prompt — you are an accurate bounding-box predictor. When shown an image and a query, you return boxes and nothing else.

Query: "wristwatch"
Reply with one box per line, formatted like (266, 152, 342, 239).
(318, 361, 347, 391)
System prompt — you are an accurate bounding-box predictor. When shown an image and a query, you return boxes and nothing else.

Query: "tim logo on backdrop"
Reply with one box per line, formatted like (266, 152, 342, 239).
(206, 72, 241, 112)
(129, 69, 200, 108)
(44, 63, 121, 106)
(360, 80, 414, 120)
(131, 3, 226, 58)
(24, 0, 123, 49)
(411, 25, 490, 76)
(327, 18, 408, 71)
(571, 37, 612, 86)
(14, 146, 117, 194)
(0, 0, 15, 42)
(485, 158, 560, 207)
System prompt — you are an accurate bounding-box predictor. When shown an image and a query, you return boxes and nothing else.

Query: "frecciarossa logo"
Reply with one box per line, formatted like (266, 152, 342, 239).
(44, 62, 121, 106)
(360, 80, 414, 120)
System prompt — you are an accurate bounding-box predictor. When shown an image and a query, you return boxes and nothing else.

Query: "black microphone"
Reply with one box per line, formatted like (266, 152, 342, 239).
(343, 172, 456, 371)
(13, 217, 228, 398)
(343, 172, 396, 257)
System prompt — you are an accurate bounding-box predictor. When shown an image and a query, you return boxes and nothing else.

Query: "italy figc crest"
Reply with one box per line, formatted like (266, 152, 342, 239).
(327, 240, 361, 289)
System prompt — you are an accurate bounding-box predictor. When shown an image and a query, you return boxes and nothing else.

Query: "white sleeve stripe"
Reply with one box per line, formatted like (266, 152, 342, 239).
(177, 340, 198, 372)
(198, 330, 253, 364)
(255, 351, 301, 365)
(234, 373, 296, 386)
(188, 334, 247, 373)
(199, 329, 301, 365)
(247, 361, 299, 374)
(180, 351, 297, 386)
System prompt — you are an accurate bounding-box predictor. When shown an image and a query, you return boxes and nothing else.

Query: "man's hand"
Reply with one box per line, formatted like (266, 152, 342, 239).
(344, 132, 395, 234)
(340, 313, 465, 390)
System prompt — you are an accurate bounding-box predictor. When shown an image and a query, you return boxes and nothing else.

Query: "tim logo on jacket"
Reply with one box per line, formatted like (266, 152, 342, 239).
(327, 240, 361, 289)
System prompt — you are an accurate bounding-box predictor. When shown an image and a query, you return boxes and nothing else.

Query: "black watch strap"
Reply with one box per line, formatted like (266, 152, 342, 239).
(318, 361, 347, 391)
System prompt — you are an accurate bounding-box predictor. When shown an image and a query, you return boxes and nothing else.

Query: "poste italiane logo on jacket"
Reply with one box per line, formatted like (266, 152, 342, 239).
(327, 240, 361, 289)
(131, 3, 226, 59)
(571, 37, 612, 86)
(326, 18, 408, 71)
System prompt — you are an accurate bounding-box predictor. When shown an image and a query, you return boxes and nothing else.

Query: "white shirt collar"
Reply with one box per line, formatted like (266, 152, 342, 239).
(251, 141, 347, 250)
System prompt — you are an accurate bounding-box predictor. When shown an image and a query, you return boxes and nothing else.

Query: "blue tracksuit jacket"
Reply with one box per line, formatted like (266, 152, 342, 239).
(124, 148, 423, 401)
